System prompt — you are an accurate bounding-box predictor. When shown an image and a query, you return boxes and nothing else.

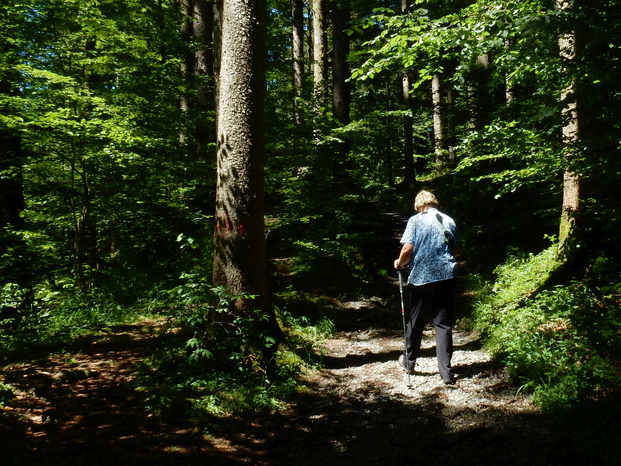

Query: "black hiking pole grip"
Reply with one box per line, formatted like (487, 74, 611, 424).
(398, 269, 411, 387)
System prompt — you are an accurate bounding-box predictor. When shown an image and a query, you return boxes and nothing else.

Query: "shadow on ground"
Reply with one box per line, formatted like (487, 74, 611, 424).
(1, 312, 620, 465)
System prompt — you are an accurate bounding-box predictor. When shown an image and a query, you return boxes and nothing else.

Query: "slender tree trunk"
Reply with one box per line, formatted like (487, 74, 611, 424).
(213, 0, 269, 311)
(212, 0, 223, 119)
(446, 85, 456, 165)
(312, 0, 326, 116)
(307, 4, 313, 75)
(401, 0, 414, 186)
(179, 0, 194, 146)
(505, 41, 514, 105)
(505, 78, 514, 105)
(432, 73, 445, 166)
(193, 0, 215, 160)
(469, 54, 489, 129)
(557, 0, 580, 250)
(384, 84, 394, 187)
(292, 0, 304, 126)
(332, 1, 350, 125)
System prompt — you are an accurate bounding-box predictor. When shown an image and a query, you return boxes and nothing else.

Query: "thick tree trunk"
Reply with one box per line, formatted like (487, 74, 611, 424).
(292, 0, 304, 126)
(400, 0, 414, 186)
(432, 74, 445, 166)
(213, 0, 268, 311)
(332, 1, 350, 125)
(312, 0, 326, 115)
(193, 0, 215, 160)
(557, 0, 580, 250)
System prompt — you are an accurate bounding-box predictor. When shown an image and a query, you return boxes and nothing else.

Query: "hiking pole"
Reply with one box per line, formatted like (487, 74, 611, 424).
(398, 269, 412, 387)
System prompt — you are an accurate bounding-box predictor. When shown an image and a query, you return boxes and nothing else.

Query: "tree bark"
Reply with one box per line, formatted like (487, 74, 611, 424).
(446, 85, 456, 165)
(468, 54, 489, 129)
(178, 0, 194, 146)
(432, 73, 445, 166)
(292, 0, 304, 126)
(312, 0, 326, 115)
(213, 0, 268, 311)
(212, 0, 223, 119)
(332, 1, 350, 125)
(557, 0, 580, 250)
(505, 41, 514, 105)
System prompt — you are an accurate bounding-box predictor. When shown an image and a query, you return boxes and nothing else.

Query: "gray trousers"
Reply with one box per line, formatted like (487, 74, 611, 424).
(404, 279, 455, 381)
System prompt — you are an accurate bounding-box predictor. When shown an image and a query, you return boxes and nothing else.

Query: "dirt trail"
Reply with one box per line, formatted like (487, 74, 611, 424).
(0, 321, 211, 465)
(249, 296, 617, 466)
(0, 301, 617, 465)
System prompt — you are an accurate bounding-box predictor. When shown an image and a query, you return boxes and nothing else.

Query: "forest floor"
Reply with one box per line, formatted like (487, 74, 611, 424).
(1, 288, 618, 465)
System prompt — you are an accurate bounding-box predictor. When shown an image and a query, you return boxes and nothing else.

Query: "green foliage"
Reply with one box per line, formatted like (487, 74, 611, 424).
(0, 382, 15, 406)
(1, 0, 212, 298)
(131, 281, 335, 421)
(473, 244, 560, 334)
(0, 280, 146, 352)
(473, 245, 621, 409)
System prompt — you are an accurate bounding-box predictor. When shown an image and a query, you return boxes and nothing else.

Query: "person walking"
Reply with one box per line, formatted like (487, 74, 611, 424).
(393, 190, 458, 385)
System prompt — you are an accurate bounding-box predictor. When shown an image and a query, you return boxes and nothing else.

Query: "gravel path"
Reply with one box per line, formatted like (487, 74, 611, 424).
(251, 296, 617, 466)
(308, 323, 534, 417)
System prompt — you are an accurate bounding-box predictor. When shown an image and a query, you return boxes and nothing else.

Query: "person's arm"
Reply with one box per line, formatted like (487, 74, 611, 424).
(394, 243, 413, 270)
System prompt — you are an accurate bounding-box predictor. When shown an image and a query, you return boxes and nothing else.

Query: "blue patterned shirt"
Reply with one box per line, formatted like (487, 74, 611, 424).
(400, 208, 457, 286)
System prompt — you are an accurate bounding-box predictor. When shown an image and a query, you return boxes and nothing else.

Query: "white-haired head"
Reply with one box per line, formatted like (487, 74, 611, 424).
(414, 190, 439, 212)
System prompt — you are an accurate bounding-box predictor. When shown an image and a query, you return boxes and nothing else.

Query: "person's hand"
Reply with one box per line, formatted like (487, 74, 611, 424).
(393, 259, 400, 270)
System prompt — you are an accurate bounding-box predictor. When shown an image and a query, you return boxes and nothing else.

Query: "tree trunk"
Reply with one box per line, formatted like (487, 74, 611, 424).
(312, 0, 326, 115)
(383, 89, 394, 188)
(400, 0, 414, 186)
(193, 0, 216, 160)
(505, 78, 514, 105)
(332, 1, 350, 125)
(432, 73, 445, 166)
(557, 0, 580, 250)
(505, 40, 514, 105)
(179, 0, 194, 146)
(213, 0, 269, 312)
(446, 85, 456, 165)
(212, 0, 223, 119)
(307, 3, 313, 75)
(292, 0, 304, 126)
(469, 54, 489, 129)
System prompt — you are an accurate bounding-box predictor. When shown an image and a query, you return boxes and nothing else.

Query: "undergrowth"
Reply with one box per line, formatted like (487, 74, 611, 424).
(472, 243, 621, 409)
(132, 275, 334, 425)
(0, 281, 148, 354)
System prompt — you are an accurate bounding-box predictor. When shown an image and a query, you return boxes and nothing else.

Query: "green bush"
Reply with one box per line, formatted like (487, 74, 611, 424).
(472, 244, 620, 409)
(0, 381, 15, 406)
(0, 280, 146, 352)
(131, 274, 332, 422)
(473, 244, 560, 337)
